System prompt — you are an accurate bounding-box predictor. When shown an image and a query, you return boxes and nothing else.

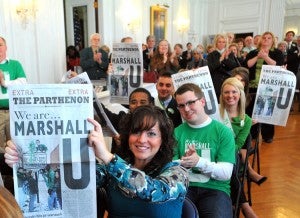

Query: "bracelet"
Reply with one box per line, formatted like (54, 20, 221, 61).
(110, 154, 118, 164)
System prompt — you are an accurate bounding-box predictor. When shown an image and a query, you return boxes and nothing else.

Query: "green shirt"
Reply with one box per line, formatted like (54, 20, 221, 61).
(231, 114, 252, 150)
(0, 59, 26, 108)
(174, 120, 235, 196)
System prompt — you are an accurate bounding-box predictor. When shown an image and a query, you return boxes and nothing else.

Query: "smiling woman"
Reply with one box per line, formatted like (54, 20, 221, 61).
(87, 105, 188, 217)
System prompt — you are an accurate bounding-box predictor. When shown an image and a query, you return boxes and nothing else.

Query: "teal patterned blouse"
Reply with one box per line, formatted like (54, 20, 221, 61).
(96, 155, 189, 218)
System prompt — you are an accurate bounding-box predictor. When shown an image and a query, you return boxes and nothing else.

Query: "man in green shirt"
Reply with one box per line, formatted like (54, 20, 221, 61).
(173, 83, 235, 217)
(0, 36, 27, 152)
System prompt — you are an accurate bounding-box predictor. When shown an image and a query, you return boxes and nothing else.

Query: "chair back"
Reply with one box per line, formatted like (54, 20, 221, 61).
(181, 197, 199, 218)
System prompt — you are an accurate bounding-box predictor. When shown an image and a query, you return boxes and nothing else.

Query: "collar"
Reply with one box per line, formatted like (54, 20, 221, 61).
(188, 116, 212, 128)
(217, 48, 225, 54)
(160, 96, 172, 107)
(0, 58, 9, 64)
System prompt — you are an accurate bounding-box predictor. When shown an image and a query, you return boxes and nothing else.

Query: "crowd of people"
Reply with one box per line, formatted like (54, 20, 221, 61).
(1, 29, 300, 217)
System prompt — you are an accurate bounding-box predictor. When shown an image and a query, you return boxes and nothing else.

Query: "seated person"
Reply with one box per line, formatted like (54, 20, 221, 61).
(5, 105, 189, 218)
(174, 83, 236, 217)
(66, 45, 80, 71)
(94, 87, 154, 154)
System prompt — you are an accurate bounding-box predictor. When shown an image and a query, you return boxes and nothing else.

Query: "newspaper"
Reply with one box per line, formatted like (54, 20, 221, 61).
(66, 72, 118, 137)
(9, 84, 97, 218)
(252, 65, 296, 126)
(109, 43, 143, 104)
(171, 66, 221, 121)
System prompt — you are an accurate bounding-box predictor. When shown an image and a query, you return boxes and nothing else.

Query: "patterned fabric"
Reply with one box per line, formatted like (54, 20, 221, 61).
(95, 155, 189, 217)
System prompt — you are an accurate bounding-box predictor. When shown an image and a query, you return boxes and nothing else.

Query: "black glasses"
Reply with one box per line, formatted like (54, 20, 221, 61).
(177, 98, 200, 110)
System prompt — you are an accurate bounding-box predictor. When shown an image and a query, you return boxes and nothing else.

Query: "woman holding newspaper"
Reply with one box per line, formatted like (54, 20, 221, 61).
(245, 31, 284, 143)
(5, 105, 189, 218)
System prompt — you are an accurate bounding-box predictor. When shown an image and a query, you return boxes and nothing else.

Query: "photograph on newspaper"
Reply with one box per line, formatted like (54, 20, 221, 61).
(66, 72, 118, 137)
(252, 65, 296, 126)
(171, 66, 220, 121)
(8, 84, 97, 218)
(110, 43, 143, 104)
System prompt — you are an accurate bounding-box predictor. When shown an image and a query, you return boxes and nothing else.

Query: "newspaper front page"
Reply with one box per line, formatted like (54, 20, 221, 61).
(252, 65, 296, 126)
(9, 84, 97, 218)
(110, 43, 143, 104)
(66, 72, 118, 137)
(171, 66, 221, 121)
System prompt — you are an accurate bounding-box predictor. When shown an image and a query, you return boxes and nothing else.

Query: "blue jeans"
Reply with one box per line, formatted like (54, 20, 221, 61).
(48, 190, 57, 210)
(187, 187, 232, 218)
(29, 193, 37, 212)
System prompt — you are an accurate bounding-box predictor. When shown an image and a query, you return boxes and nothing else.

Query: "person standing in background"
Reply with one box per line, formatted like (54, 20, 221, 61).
(143, 35, 156, 72)
(80, 33, 109, 80)
(182, 42, 193, 69)
(173, 43, 186, 70)
(154, 72, 182, 128)
(150, 39, 179, 76)
(207, 34, 237, 99)
(285, 31, 300, 76)
(226, 32, 235, 45)
(253, 35, 261, 48)
(242, 36, 255, 58)
(0, 36, 27, 152)
(186, 47, 207, 70)
(277, 41, 288, 65)
(245, 31, 284, 143)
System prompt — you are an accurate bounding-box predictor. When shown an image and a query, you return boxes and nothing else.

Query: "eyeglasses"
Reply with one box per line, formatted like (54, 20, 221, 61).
(177, 98, 200, 110)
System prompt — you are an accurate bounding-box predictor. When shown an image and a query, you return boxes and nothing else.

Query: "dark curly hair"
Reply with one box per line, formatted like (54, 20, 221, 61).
(118, 105, 175, 176)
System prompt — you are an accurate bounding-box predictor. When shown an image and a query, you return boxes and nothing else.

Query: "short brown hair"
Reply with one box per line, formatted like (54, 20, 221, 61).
(175, 83, 204, 99)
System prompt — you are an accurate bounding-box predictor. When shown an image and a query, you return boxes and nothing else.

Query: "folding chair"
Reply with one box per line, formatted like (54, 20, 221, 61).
(246, 124, 261, 206)
(232, 134, 251, 217)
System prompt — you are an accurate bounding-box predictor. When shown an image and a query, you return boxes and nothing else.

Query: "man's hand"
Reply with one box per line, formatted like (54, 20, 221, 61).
(181, 145, 200, 168)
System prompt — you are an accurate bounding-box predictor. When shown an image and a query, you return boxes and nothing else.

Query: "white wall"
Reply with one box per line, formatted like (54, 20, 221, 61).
(206, 0, 285, 40)
(284, 2, 300, 40)
(0, 0, 66, 84)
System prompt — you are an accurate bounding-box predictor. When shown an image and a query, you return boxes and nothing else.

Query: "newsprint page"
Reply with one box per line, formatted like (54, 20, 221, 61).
(171, 66, 220, 121)
(110, 42, 143, 105)
(252, 65, 296, 126)
(8, 84, 97, 218)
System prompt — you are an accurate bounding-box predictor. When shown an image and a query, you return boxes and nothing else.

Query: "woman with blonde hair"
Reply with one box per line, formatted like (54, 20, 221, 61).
(207, 34, 241, 99)
(219, 77, 260, 218)
(245, 31, 284, 143)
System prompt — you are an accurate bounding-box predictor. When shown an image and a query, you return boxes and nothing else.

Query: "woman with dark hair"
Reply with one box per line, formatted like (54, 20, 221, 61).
(94, 87, 154, 154)
(66, 45, 80, 71)
(231, 67, 251, 107)
(89, 105, 188, 217)
(150, 39, 180, 77)
(5, 106, 188, 217)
